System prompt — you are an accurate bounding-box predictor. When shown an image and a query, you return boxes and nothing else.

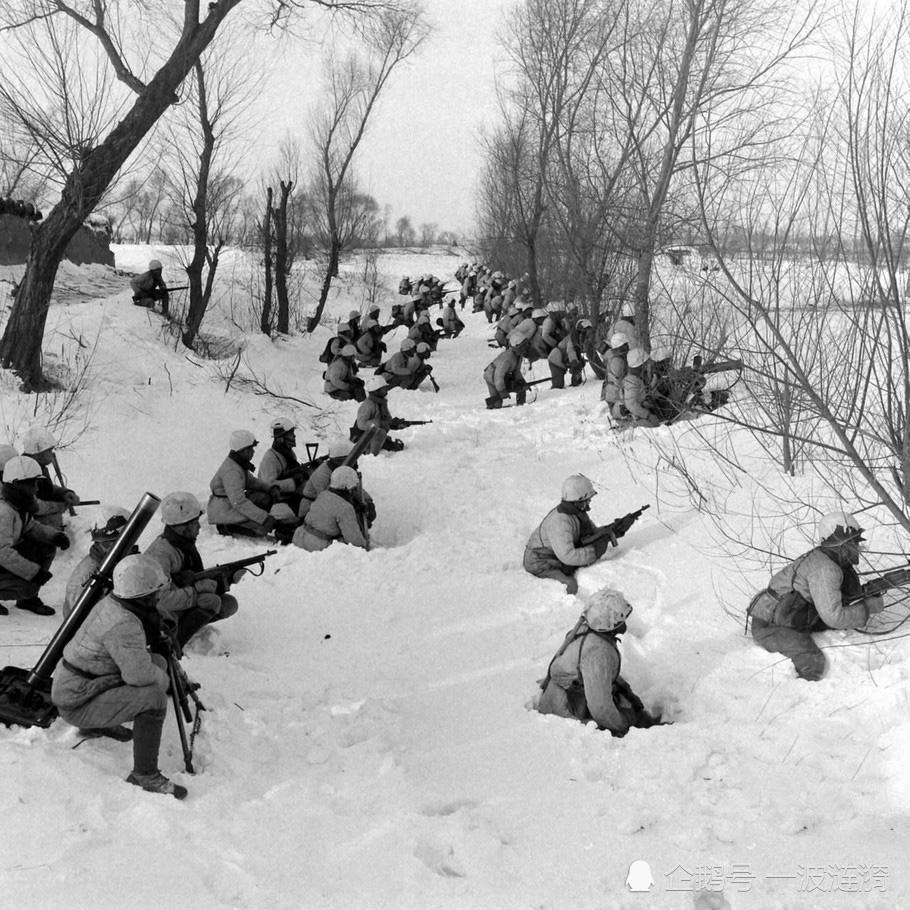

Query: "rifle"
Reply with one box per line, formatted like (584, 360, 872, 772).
(581, 504, 650, 547)
(161, 638, 205, 774)
(850, 567, 910, 603)
(390, 418, 433, 429)
(524, 376, 552, 389)
(694, 357, 744, 376)
(0, 492, 161, 728)
(165, 285, 190, 292)
(50, 453, 77, 517)
(194, 550, 276, 594)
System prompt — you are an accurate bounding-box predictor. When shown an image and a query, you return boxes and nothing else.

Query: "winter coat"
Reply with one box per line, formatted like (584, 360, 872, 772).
(324, 356, 358, 396)
(63, 551, 100, 619)
(129, 270, 167, 296)
(51, 594, 168, 711)
(622, 370, 658, 423)
(207, 453, 273, 527)
(442, 305, 463, 333)
(354, 394, 393, 455)
(298, 460, 334, 518)
(602, 349, 627, 404)
(523, 504, 598, 574)
(258, 447, 297, 495)
(508, 317, 538, 350)
(483, 349, 524, 395)
(541, 315, 565, 351)
(145, 531, 203, 619)
(0, 493, 59, 581)
(355, 328, 383, 365)
(538, 629, 630, 735)
(749, 547, 871, 631)
(548, 335, 582, 371)
(611, 317, 639, 348)
(380, 352, 421, 381)
(293, 489, 367, 552)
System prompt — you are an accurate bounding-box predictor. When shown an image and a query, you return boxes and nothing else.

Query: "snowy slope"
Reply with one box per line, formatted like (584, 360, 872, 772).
(0, 248, 908, 910)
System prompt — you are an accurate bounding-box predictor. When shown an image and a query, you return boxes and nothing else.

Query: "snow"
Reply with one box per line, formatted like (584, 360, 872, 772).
(0, 247, 908, 909)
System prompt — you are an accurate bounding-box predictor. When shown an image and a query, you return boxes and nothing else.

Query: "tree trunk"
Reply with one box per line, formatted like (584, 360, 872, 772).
(274, 180, 292, 334)
(260, 187, 274, 335)
(307, 193, 340, 334)
(0, 1, 241, 389)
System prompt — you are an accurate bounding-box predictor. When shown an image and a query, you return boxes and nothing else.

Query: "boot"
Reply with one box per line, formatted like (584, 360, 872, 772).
(78, 725, 133, 742)
(126, 771, 187, 800)
(16, 595, 55, 616)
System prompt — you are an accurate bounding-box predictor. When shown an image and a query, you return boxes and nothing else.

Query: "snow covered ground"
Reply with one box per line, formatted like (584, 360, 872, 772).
(1, 247, 908, 909)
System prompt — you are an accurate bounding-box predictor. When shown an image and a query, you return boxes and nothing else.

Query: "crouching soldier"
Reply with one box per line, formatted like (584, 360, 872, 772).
(297, 439, 375, 526)
(51, 555, 188, 799)
(621, 349, 660, 427)
(351, 377, 405, 454)
(522, 475, 617, 595)
(146, 492, 240, 647)
(130, 259, 169, 310)
(0, 456, 69, 616)
(324, 345, 366, 402)
(19, 426, 81, 529)
(64, 506, 135, 619)
(207, 430, 279, 538)
(547, 320, 590, 389)
(258, 417, 307, 514)
(293, 466, 369, 552)
(440, 299, 465, 338)
(483, 347, 527, 409)
(747, 511, 886, 681)
(538, 588, 663, 736)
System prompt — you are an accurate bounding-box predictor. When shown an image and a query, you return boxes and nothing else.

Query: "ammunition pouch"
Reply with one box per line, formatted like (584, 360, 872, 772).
(747, 587, 817, 631)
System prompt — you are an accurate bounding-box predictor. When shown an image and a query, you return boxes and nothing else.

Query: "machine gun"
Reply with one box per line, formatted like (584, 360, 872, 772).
(852, 567, 910, 601)
(193, 550, 276, 595)
(0, 493, 161, 728)
(580, 504, 650, 547)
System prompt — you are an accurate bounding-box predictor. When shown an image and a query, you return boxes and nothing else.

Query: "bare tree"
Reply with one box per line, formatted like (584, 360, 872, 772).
(395, 214, 415, 246)
(305, 1, 429, 332)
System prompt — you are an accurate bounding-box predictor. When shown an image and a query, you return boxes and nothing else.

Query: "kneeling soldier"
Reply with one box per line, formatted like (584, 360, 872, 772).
(258, 417, 306, 514)
(293, 466, 368, 552)
(51, 555, 187, 798)
(146, 492, 239, 647)
(19, 426, 81, 529)
(351, 377, 405, 454)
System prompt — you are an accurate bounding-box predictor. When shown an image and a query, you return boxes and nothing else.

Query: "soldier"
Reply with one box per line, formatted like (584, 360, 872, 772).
(0, 456, 69, 616)
(537, 588, 663, 735)
(611, 302, 639, 347)
(523, 474, 629, 594)
(541, 305, 567, 351)
(258, 417, 307, 514)
(324, 344, 366, 402)
(602, 333, 629, 416)
(146, 492, 240, 647)
(645, 348, 677, 421)
(351, 377, 405, 454)
(493, 306, 518, 348)
(747, 511, 886, 681)
(547, 319, 590, 389)
(130, 259, 169, 309)
(207, 430, 279, 538)
(379, 338, 420, 389)
(408, 311, 439, 351)
(483, 347, 526, 409)
(355, 305, 386, 367)
(292, 466, 369, 552)
(621, 349, 661, 427)
(440, 298, 465, 338)
(51, 554, 187, 799)
(298, 439, 353, 519)
(18, 426, 81, 529)
(64, 506, 134, 619)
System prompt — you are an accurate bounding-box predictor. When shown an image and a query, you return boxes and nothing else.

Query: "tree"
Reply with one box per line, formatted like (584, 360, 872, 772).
(0, 0, 417, 390)
(395, 214, 415, 246)
(305, 2, 428, 333)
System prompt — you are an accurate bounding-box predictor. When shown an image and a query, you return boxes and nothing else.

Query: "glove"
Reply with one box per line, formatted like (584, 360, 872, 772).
(174, 569, 196, 587)
(262, 516, 278, 534)
(194, 578, 219, 595)
(62, 489, 80, 507)
(592, 532, 616, 558)
(612, 515, 635, 537)
(54, 533, 70, 551)
(196, 592, 222, 614)
(864, 594, 886, 615)
(33, 568, 53, 586)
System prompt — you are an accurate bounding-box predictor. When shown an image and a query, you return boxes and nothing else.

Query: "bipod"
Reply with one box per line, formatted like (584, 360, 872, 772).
(166, 648, 205, 774)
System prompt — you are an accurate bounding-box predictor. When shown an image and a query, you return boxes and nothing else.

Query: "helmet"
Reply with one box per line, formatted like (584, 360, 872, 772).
(270, 417, 295, 435)
(148, 259, 162, 271)
(112, 554, 168, 599)
(340, 344, 357, 358)
(561, 474, 596, 502)
(620, 302, 635, 318)
(576, 319, 593, 331)
(19, 426, 56, 455)
(627, 348, 649, 369)
(417, 312, 430, 324)
(160, 491, 203, 526)
(3, 455, 42, 483)
(818, 511, 864, 543)
(366, 376, 388, 393)
(229, 429, 258, 451)
(369, 304, 381, 315)
(609, 333, 628, 349)
(270, 503, 296, 523)
(584, 587, 633, 632)
(651, 347, 671, 362)
(348, 309, 361, 321)
(328, 439, 354, 459)
(330, 466, 360, 491)
(531, 308, 547, 319)
(416, 342, 431, 355)
(520, 300, 534, 311)
(401, 339, 417, 353)
(0, 444, 18, 472)
(91, 505, 130, 542)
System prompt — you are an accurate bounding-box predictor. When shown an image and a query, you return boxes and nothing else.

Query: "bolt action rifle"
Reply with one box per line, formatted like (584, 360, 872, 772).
(581, 504, 650, 547)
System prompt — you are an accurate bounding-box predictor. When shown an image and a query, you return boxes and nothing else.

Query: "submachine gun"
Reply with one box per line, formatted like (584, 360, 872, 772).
(581, 504, 650, 548)
(0, 493, 160, 728)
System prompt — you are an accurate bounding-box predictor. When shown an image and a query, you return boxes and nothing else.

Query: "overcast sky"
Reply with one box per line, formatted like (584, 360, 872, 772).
(257, 0, 514, 237)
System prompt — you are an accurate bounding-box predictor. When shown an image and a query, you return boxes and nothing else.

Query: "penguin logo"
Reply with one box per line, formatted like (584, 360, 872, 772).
(626, 859, 655, 892)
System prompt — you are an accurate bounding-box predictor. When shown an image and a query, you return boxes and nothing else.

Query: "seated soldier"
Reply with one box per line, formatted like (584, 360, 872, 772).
(483, 347, 527, 409)
(292, 466, 369, 552)
(324, 345, 366, 402)
(130, 259, 169, 310)
(620, 349, 660, 427)
(0, 455, 69, 616)
(258, 418, 307, 514)
(355, 305, 386, 367)
(207, 430, 280, 538)
(297, 439, 375, 527)
(51, 554, 187, 799)
(146, 492, 240, 647)
(64, 506, 134, 619)
(523, 474, 634, 595)
(747, 511, 886, 681)
(351, 377, 405, 454)
(18, 426, 81, 530)
(538, 588, 663, 736)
